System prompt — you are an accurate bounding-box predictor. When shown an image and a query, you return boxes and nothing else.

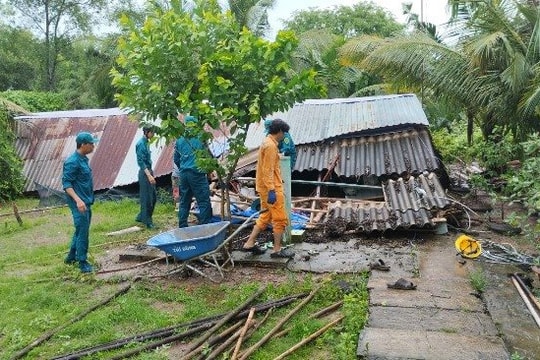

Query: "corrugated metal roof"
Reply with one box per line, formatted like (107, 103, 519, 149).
(327, 201, 434, 232)
(294, 128, 439, 177)
(326, 173, 449, 232)
(382, 172, 449, 211)
(15, 108, 175, 192)
(237, 127, 442, 179)
(245, 93, 429, 148)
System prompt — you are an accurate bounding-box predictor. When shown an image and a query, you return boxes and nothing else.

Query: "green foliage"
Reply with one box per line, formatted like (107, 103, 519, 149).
(340, 1, 540, 143)
(0, 25, 41, 90)
(0, 107, 24, 203)
(1, 90, 66, 112)
(470, 131, 521, 176)
(2, 0, 108, 91)
(430, 121, 483, 163)
(284, 4, 402, 98)
(227, 0, 276, 37)
(57, 36, 118, 109)
(504, 133, 540, 212)
(283, 3, 403, 38)
(112, 0, 324, 187)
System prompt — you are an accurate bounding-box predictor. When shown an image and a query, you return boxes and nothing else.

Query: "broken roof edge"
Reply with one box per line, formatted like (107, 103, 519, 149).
(299, 93, 419, 105)
(14, 107, 131, 120)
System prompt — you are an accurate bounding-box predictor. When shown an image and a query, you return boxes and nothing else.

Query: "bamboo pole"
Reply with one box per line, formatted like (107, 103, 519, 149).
(231, 308, 256, 360)
(0, 204, 66, 218)
(220, 308, 273, 360)
(12, 202, 23, 225)
(108, 323, 213, 360)
(10, 283, 133, 360)
(238, 286, 320, 360)
(192, 320, 245, 360)
(272, 316, 344, 360)
(96, 256, 167, 275)
(183, 286, 266, 359)
(205, 319, 255, 360)
(292, 207, 328, 213)
(274, 300, 343, 338)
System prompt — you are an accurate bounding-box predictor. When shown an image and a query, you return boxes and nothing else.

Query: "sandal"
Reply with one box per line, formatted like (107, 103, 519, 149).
(241, 244, 266, 255)
(387, 278, 417, 290)
(270, 248, 295, 259)
(369, 259, 390, 271)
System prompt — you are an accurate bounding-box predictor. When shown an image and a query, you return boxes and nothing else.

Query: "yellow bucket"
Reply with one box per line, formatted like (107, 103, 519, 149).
(455, 235, 482, 259)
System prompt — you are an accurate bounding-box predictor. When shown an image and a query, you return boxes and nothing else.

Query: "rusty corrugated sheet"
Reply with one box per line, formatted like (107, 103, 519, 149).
(15, 108, 176, 192)
(245, 93, 429, 149)
(90, 114, 137, 190)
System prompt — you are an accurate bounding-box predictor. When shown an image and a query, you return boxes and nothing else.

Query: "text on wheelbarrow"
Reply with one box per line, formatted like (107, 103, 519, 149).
(172, 245, 197, 252)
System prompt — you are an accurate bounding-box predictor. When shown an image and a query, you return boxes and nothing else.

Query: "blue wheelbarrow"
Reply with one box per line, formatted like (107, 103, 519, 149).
(147, 211, 261, 282)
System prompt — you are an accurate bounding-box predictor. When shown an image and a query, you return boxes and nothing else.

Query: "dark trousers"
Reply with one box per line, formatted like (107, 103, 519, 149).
(136, 169, 157, 226)
(68, 205, 92, 262)
(178, 169, 212, 227)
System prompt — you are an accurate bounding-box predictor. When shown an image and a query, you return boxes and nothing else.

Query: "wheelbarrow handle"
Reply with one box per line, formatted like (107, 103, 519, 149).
(224, 209, 268, 243)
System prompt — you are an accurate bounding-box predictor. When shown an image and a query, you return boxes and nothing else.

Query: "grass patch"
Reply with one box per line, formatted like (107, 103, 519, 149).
(469, 268, 487, 293)
(0, 196, 370, 359)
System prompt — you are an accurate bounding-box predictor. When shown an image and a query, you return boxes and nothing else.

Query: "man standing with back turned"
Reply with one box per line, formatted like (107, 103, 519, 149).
(62, 131, 99, 273)
(135, 126, 157, 229)
(242, 119, 295, 258)
(174, 115, 212, 228)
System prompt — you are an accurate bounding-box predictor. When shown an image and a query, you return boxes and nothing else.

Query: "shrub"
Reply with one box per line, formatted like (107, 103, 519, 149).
(0, 90, 66, 112)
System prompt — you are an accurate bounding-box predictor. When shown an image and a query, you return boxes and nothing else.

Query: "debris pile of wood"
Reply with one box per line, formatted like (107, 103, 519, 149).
(51, 286, 344, 359)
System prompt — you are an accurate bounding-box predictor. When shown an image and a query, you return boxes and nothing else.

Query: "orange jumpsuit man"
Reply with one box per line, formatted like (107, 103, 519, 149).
(242, 119, 295, 258)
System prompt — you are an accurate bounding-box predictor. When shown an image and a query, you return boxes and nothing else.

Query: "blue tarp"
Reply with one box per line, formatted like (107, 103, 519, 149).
(230, 204, 309, 229)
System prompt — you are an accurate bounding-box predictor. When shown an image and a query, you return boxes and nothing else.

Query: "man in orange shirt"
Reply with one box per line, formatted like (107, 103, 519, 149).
(242, 119, 295, 258)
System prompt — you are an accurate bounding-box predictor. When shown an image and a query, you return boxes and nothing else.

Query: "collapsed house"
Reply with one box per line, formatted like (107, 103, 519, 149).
(13, 94, 450, 233)
(237, 94, 450, 233)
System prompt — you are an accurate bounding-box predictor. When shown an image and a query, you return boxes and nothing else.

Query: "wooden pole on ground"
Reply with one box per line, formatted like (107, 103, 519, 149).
(231, 308, 256, 360)
(272, 316, 344, 360)
(238, 286, 320, 360)
(183, 286, 266, 359)
(10, 283, 133, 360)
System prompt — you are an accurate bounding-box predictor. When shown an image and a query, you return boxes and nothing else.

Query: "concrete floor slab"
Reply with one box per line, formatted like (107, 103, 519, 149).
(357, 328, 508, 360)
(368, 306, 499, 335)
(368, 278, 485, 312)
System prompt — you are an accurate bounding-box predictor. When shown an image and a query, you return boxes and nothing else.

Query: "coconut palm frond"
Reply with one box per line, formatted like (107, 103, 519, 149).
(339, 35, 389, 67)
(500, 52, 531, 93)
(465, 31, 511, 70)
(359, 34, 472, 99)
(525, 8, 540, 62)
(350, 83, 392, 97)
(519, 73, 540, 120)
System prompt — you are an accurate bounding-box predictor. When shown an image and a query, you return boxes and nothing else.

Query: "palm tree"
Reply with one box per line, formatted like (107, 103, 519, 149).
(227, 0, 275, 37)
(340, 0, 540, 142)
(284, 3, 404, 98)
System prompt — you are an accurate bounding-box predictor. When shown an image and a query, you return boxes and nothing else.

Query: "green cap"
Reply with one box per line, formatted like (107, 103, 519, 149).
(76, 132, 99, 144)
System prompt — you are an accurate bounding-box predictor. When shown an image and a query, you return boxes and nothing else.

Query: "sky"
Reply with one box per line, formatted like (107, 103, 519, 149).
(267, 0, 450, 38)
